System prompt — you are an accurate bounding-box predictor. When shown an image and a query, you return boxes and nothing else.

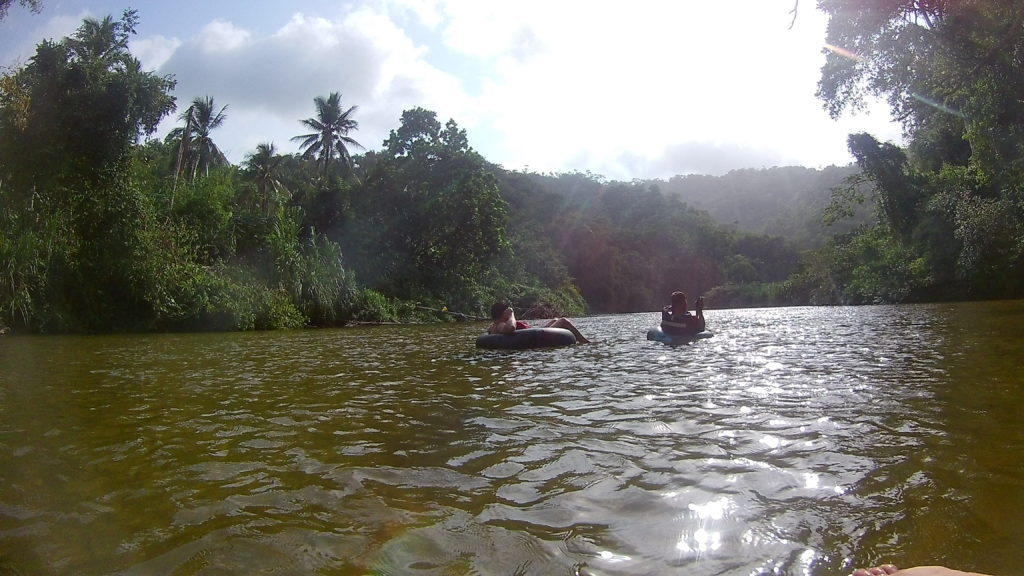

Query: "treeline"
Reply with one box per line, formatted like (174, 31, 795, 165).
(2, 4, 1023, 333)
(0, 10, 800, 333)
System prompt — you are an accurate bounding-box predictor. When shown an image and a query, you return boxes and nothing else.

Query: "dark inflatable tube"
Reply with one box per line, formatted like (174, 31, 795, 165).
(476, 327, 577, 350)
(647, 326, 714, 344)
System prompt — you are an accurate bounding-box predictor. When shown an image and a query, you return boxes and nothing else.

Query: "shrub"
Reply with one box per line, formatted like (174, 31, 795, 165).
(351, 289, 400, 323)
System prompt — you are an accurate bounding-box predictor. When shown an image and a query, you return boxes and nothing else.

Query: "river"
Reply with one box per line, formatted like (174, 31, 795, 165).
(1, 301, 1022, 575)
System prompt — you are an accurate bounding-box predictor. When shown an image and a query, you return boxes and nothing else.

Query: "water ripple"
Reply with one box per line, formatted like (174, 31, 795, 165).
(1, 303, 1023, 574)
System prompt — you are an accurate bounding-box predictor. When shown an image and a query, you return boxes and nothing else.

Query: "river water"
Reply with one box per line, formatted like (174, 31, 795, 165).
(1, 302, 1022, 576)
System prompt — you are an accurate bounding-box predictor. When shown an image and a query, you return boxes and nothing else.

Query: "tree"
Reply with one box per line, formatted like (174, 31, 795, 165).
(347, 108, 510, 310)
(291, 92, 363, 179)
(415, 170, 509, 293)
(846, 132, 926, 240)
(0, 0, 41, 20)
(171, 95, 229, 183)
(817, 0, 1024, 180)
(0, 9, 176, 330)
(242, 142, 287, 216)
(0, 9, 175, 198)
(384, 106, 442, 159)
(813, 0, 1024, 302)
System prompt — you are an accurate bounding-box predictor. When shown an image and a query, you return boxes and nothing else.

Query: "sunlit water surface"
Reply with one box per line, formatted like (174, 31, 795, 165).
(1, 302, 1022, 575)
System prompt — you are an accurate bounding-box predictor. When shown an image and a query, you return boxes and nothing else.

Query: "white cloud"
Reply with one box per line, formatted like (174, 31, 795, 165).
(274, 13, 342, 50)
(131, 35, 181, 71)
(377, 0, 444, 30)
(1, 1, 903, 177)
(153, 3, 476, 160)
(425, 0, 903, 177)
(197, 19, 251, 53)
(128, 0, 903, 177)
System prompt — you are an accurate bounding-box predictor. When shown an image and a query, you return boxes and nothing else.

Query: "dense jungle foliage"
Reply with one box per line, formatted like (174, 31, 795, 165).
(1, 3, 1022, 333)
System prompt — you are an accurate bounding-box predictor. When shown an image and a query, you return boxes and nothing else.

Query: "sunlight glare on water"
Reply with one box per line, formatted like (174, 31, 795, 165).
(1, 302, 1023, 575)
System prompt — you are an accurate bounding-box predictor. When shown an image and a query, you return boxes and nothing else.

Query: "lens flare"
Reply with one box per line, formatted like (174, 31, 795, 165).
(910, 92, 967, 118)
(824, 43, 865, 62)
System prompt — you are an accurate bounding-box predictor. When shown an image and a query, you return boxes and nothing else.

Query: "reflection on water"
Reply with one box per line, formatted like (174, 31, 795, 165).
(1, 302, 1023, 575)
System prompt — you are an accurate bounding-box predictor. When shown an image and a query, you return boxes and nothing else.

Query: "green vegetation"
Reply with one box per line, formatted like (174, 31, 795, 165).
(2, 5, 1022, 333)
(808, 0, 1024, 303)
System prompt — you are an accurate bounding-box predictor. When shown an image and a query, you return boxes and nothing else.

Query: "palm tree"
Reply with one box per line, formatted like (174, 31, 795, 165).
(291, 92, 363, 179)
(172, 95, 229, 184)
(243, 142, 287, 216)
(70, 15, 125, 62)
(187, 96, 229, 180)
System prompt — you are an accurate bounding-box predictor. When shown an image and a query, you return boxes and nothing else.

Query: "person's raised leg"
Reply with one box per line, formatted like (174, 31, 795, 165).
(546, 317, 590, 344)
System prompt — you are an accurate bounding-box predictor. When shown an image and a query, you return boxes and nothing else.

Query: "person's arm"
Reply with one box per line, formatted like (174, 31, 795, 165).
(661, 305, 672, 323)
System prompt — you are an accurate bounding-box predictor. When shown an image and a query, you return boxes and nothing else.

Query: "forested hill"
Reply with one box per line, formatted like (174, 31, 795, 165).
(661, 165, 871, 249)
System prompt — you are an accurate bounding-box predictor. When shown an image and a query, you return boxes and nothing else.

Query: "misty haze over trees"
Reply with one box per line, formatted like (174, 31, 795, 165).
(1, 2, 1022, 333)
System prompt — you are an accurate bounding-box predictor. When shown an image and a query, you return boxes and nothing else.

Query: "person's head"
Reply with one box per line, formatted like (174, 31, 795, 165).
(490, 300, 512, 321)
(670, 291, 687, 312)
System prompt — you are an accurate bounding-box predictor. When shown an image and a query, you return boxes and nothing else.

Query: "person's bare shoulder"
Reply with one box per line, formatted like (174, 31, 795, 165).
(488, 321, 515, 334)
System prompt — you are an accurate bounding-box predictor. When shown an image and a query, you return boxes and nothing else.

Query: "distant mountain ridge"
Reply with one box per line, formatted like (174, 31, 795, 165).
(659, 165, 871, 249)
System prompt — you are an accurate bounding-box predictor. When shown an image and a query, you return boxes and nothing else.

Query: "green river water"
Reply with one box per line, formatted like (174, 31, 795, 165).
(1, 301, 1022, 575)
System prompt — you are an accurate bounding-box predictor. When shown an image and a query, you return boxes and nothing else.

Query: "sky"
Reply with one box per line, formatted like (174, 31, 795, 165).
(0, 0, 904, 180)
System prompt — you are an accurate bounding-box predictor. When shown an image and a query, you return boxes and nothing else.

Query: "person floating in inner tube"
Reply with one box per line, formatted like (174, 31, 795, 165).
(487, 300, 590, 344)
(661, 291, 705, 335)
